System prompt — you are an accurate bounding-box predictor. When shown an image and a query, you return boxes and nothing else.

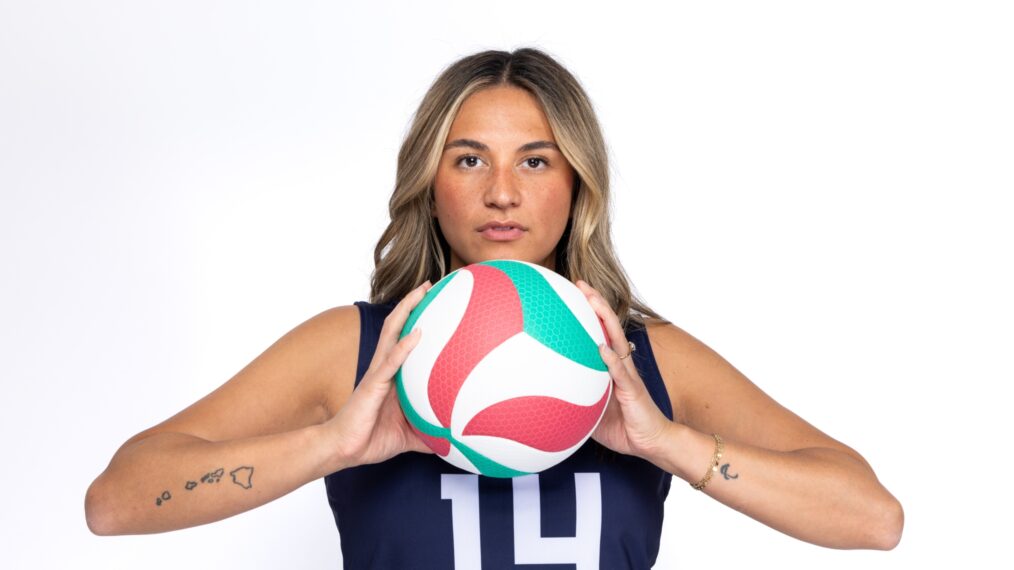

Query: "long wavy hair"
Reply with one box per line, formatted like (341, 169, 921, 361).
(370, 48, 662, 327)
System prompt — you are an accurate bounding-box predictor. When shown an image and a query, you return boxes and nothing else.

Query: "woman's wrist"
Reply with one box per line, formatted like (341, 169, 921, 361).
(305, 422, 348, 479)
(642, 422, 721, 483)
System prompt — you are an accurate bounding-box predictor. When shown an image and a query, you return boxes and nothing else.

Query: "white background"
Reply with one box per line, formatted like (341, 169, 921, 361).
(1, 1, 1011, 568)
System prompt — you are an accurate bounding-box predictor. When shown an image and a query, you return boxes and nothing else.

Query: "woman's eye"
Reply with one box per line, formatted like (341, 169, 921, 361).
(458, 156, 481, 168)
(524, 157, 546, 169)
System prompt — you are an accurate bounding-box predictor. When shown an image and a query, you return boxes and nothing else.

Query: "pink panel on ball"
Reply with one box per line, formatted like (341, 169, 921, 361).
(461, 389, 610, 452)
(411, 426, 450, 457)
(428, 264, 524, 428)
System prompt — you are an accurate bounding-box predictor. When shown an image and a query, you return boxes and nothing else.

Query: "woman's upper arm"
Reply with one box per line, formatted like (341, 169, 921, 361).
(123, 305, 361, 446)
(647, 321, 869, 466)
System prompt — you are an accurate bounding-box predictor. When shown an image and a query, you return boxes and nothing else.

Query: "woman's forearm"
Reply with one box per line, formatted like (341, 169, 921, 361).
(85, 424, 336, 535)
(647, 423, 903, 550)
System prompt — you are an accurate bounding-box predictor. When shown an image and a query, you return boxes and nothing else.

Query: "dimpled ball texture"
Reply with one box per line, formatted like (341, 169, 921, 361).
(396, 260, 611, 477)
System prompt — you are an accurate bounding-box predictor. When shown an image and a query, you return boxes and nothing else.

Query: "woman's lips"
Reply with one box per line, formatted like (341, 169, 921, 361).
(479, 227, 526, 241)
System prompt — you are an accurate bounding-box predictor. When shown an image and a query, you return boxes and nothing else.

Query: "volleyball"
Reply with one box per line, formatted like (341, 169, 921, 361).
(396, 259, 612, 477)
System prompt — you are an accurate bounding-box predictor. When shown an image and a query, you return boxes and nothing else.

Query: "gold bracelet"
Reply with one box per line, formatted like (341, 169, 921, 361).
(690, 434, 724, 491)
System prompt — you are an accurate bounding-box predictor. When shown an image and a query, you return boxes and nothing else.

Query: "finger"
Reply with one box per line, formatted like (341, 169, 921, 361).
(574, 280, 618, 341)
(595, 387, 622, 426)
(374, 281, 431, 360)
(362, 327, 422, 391)
(598, 342, 646, 397)
(596, 338, 636, 387)
(406, 427, 437, 454)
(576, 281, 637, 375)
(382, 280, 431, 339)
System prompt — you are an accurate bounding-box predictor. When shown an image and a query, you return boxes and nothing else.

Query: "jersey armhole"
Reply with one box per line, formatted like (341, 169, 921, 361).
(352, 301, 396, 388)
(632, 325, 676, 423)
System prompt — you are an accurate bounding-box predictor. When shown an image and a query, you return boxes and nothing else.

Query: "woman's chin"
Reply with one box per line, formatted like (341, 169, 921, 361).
(452, 250, 556, 272)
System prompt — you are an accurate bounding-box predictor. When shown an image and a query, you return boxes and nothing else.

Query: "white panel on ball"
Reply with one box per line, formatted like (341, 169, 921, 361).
(450, 331, 611, 431)
(399, 269, 473, 428)
(441, 442, 481, 474)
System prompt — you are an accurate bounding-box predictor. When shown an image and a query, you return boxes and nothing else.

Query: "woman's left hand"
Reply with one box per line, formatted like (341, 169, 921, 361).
(575, 280, 673, 461)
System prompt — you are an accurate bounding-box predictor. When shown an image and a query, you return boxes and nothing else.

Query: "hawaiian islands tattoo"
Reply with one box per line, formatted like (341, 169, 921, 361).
(720, 463, 739, 481)
(230, 466, 254, 489)
(200, 468, 225, 484)
(154, 466, 254, 507)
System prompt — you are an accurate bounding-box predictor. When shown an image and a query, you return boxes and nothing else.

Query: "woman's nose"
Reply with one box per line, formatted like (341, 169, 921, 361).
(483, 166, 521, 209)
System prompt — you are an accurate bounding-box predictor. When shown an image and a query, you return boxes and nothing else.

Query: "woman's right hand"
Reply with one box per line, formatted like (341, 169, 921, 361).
(322, 280, 434, 471)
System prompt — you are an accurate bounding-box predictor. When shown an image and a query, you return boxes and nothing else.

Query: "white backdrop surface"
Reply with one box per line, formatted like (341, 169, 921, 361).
(1, 1, 1011, 568)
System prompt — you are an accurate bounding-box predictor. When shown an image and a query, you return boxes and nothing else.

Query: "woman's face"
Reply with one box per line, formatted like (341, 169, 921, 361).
(433, 86, 575, 272)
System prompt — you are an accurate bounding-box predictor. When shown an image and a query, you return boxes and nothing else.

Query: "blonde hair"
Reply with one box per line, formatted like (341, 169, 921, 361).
(370, 48, 662, 327)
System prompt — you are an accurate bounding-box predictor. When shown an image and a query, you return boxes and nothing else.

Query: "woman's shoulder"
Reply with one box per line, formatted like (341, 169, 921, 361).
(122, 305, 365, 446)
(284, 305, 363, 366)
(288, 305, 365, 416)
(301, 304, 361, 332)
(640, 316, 720, 364)
(243, 304, 366, 419)
(637, 317, 738, 416)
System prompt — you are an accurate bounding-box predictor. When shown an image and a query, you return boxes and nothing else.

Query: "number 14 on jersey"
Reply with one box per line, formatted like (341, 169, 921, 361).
(441, 473, 602, 569)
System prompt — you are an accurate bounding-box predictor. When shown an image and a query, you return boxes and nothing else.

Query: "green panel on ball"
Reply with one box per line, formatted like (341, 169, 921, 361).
(395, 369, 450, 438)
(453, 442, 529, 478)
(481, 260, 607, 372)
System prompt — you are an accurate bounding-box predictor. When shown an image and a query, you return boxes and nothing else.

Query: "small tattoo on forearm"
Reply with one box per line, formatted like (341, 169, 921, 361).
(720, 463, 739, 480)
(200, 468, 225, 484)
(153, 465, 254, 509)
(155, 490, 171, 506)
(230, 466, 254, 489)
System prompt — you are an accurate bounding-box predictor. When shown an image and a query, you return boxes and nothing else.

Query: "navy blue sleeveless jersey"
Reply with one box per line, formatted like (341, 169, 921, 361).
(324, 301, 674, 569)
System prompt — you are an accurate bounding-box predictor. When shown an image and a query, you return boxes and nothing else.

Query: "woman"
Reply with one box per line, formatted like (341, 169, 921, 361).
(86, 48, 903, 567)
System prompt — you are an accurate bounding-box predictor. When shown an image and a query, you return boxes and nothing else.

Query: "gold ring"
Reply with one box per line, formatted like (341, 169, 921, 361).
(618, 341, 636, 360)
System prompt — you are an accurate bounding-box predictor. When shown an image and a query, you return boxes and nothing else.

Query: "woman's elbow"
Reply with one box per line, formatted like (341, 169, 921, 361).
(85, 477, 122, 536)
(866, 494, 904, 550)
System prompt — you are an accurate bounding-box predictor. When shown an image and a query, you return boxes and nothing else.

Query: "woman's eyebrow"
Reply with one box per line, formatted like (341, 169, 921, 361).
(444, 138, 488, 151)
(517, 141, 559, 153)
(443, 139, 560, 153)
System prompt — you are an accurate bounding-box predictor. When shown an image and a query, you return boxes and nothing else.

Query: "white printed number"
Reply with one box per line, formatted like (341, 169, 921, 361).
(441, 474, 482, 568)
(441, 473, 602, 570)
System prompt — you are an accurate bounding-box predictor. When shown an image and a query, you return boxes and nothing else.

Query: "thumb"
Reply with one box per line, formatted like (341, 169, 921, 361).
(363, 327, 422, 393)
